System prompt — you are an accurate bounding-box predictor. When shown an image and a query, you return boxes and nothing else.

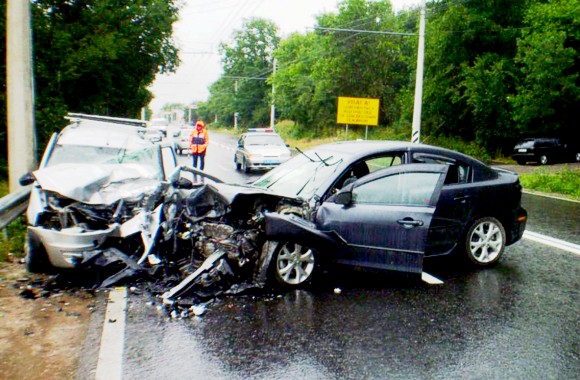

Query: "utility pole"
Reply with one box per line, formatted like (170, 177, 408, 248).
(7, 0, 37, 192)
(234, 80, 238, 131)
(269, 58, 277, 130)
(411, 0, 426, 144)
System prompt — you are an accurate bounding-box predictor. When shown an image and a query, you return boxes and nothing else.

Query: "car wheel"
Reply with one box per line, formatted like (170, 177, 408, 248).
(516, 159, 525, 165)
(464, 217, 506, 266)
(539, 155, 549, 165)
(575, 152, 580, 162)
(271, 241, 317, 288)
(242, 158, 250, 173)
(25, 232, 52, 273)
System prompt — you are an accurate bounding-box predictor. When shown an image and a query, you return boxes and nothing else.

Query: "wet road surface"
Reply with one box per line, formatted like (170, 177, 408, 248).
(115, 133, 579, 379)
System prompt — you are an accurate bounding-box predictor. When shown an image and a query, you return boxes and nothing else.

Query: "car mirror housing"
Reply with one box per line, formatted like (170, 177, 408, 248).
(19, 172, 35, 186)
(334, 191, 352, 206)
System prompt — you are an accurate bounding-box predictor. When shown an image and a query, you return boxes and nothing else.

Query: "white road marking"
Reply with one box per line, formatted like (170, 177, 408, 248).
(524, 231, 580, 256)
(422, 272, 444, 285)
(95, 287, 127, 380)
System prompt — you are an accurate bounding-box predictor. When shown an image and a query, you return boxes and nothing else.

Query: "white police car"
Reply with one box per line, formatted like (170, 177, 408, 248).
(234, 129, 292, 173)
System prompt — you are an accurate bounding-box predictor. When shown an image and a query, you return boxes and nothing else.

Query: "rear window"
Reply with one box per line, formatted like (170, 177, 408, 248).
(514, 139, 535, 149)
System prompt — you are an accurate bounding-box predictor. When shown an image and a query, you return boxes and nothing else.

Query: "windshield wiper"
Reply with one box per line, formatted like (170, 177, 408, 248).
(296, 148, 340, 167)
(296, 147, 316, 162)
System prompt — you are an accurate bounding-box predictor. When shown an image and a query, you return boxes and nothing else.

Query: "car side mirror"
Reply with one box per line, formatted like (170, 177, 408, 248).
(334, 190, 352, 206)
(19, 172, 35, 186)
(172, 177, 194, 190)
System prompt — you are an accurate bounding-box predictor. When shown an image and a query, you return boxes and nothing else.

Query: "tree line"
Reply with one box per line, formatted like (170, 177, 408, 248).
(0, 0, 180, 174)
(197, 0, 579, 155)
(1, 0, 577, 175)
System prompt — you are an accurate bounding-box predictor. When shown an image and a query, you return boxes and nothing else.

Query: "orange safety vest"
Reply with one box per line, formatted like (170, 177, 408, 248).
(190, 129, 209, 154)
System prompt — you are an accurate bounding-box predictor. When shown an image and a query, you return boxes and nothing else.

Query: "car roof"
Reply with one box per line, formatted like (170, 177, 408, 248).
(306, 140, 478, 161)
(304, 140, 496, 180)
(56, 119, 153, 150)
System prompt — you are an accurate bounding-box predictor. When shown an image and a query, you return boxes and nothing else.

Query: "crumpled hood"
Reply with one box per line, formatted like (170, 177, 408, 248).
(33, 163, 163, 205)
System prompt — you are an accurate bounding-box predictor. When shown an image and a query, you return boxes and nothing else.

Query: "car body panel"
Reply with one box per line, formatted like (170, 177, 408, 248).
(265, 164, 449, 276)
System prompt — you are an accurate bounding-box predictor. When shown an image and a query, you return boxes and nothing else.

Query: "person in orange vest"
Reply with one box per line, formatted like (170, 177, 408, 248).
(189, 120, 209, 170)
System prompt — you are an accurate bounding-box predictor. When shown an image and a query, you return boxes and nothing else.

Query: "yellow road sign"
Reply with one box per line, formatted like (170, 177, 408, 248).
(337, 97, 380, 126)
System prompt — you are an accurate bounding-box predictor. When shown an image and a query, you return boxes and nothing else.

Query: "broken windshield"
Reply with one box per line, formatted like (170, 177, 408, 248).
(252, 150, 345, 200)
(46, 144, 164, 180)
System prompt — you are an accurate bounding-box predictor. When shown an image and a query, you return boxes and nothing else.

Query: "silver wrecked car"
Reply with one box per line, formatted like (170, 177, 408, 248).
(19, 113, 178, 273)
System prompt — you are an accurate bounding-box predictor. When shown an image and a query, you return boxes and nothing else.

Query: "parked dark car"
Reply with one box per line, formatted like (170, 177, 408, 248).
(251, 140, 528, 287)
(512, 137, 580, 165)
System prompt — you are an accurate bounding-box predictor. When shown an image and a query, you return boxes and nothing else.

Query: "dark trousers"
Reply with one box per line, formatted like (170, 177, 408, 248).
(192, 151, 206, 170)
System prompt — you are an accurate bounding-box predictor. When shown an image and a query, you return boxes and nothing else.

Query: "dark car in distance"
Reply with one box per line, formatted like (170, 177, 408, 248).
(512, 137, 580, 165)
(252, 140, 528, 287)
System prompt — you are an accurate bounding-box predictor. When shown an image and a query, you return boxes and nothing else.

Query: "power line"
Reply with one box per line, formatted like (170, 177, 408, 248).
(316, 26, 416, 36)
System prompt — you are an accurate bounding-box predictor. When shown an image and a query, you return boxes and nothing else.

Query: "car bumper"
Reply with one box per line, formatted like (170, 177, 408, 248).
(506, 207, 527, 246)
(511, 153, 537, 162)
(247, 157, 290, 170)
(29, 225, 118, 268)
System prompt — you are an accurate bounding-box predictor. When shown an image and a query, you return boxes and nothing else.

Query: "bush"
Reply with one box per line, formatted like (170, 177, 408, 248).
(519, 168, 580, 198)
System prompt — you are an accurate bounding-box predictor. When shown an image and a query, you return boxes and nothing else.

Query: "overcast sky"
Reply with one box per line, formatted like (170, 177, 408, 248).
(148, 0, 423, 114)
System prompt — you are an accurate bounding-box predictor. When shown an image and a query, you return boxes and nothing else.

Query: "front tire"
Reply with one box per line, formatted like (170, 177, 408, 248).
(25, 232, 52, 273)
(241, 158, 250, 173)
(464, 217, 506, 267)
(271, 241, 317, 288)
(539, 155, 548, 165)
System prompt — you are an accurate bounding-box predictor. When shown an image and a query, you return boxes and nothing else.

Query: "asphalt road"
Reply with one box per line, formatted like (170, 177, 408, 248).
(85, 132, 580, 379)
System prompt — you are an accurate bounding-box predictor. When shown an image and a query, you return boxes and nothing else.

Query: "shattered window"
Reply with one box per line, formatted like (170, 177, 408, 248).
(46, 144, 164, 179)
(253, 152, 345, 200)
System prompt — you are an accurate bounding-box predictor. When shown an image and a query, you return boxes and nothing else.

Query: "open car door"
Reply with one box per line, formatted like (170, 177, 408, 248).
(315, 163, 449, 277)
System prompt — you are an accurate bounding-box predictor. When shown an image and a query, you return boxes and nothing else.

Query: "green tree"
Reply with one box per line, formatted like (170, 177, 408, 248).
(422, 0, 528, 150)
(511, 0, 580, 138)
(0, 0, 180, 170)
(214, 18, 280, 128)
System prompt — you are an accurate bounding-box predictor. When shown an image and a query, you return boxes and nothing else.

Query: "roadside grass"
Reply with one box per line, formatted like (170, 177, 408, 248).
(519, 167, 580, 199)
(0, 180, 26, 262)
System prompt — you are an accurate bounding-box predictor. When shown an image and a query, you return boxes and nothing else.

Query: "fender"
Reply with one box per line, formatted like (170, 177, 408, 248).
(264, 212, 345, 250)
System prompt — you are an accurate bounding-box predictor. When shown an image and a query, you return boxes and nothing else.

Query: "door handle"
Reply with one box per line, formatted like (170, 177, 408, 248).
(397, 218, 424, 228)
(453, 194, 470, 203)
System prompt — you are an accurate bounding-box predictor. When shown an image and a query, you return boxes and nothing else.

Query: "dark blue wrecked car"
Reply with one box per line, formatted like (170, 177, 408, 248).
(163, 141, 527, 301)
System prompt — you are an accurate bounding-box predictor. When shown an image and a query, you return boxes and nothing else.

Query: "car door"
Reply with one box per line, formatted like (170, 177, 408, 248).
(315, 164, 448, 276)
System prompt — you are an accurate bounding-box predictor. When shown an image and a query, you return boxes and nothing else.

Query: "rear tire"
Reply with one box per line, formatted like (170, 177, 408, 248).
(539, 155, 548, 165)
(516, 159, 525, 165)
(25, 232, 52, 273)
(574, 152, 580, 162)
(270, 241, 318, 288)
(464, 217, 506, 267)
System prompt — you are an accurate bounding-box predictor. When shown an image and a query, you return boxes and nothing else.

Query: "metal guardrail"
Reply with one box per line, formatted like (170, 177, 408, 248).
(0, 186, 31, 232)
